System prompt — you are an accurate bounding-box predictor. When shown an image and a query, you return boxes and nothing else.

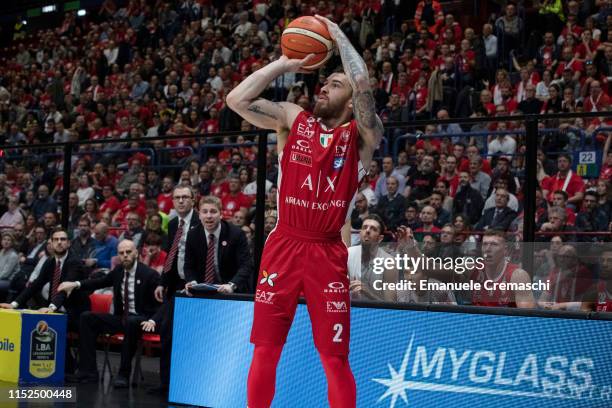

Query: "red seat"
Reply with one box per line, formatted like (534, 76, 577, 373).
(89, 293, 113, 313)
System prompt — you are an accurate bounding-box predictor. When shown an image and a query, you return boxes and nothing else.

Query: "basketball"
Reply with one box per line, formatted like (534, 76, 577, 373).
(281, 16, 333, 71)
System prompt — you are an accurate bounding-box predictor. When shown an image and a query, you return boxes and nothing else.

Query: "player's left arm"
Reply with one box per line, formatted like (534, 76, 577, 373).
(510, 268, 537, 309)
(316, 15, 383, 170)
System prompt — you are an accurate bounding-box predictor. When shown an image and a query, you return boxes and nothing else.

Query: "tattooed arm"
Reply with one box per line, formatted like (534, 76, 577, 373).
(226, 55, 314, 151)
(315, 15, 383, 169)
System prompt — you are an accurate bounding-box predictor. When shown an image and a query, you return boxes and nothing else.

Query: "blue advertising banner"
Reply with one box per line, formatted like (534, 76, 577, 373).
(170, 297, 612, 408)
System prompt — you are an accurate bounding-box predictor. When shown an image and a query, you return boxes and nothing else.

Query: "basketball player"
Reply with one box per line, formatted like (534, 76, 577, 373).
(470, 230, 536, 308)
(226, 15, 382, 408)
(581, 249, 612, 312)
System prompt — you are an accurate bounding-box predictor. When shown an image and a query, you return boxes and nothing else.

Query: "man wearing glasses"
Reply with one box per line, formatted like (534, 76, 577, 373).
(148, 185, 201, 396)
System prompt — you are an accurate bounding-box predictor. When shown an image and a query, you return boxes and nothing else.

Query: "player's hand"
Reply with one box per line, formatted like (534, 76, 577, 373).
(314, 14, 340, 40)
(0, 303, 14, 309)
(277, 54, 317, 74)
(38, 307, 52, 313)
(141, 320, 156, 332)
(154, 285, 165, 303)
(217, 284, 234, 294)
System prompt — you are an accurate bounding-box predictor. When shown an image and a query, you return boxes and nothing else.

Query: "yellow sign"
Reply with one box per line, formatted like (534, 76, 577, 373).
(0, 309, 21, 383)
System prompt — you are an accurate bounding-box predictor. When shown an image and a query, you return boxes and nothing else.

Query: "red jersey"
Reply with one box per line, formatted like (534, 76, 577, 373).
(157, 193, 174, 214)
(471, 262, 520, 307)
(541, 171, 585, 202)
(595, 281, 612, 312)
(277, 111, 364, 233)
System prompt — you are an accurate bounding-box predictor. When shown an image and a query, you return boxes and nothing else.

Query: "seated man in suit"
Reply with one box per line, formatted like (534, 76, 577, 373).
(474, 188, 517, 232)
(58, 239, 160, 387)
(0, 227, 90, 373)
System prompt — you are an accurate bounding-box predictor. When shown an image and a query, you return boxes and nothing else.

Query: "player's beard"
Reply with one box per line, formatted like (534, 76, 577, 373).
(313, 98, 339, 119)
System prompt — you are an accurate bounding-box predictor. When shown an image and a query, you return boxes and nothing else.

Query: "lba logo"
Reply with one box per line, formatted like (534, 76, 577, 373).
(373, 333, 608, 408)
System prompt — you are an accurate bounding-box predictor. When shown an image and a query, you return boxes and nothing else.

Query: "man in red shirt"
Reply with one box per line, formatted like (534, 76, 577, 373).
(157, 177, 174, 215)
(221, 177, 253, 219)
(227, 15, 382, 408)
(437, 154, 459, 196)
(541, 153, 585, 205)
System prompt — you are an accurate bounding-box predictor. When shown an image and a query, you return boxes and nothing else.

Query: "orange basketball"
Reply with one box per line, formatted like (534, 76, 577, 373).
(281, 16, 333, 71)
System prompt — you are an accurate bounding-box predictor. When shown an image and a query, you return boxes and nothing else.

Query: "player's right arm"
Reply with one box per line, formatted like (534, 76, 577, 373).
(226, 55, 314, 150)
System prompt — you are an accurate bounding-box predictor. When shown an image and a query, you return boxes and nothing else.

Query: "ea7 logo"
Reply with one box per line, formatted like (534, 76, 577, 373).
(326, 301, 348, 313)
(255, 289, 275, 305)
(297, 123, 314, 139)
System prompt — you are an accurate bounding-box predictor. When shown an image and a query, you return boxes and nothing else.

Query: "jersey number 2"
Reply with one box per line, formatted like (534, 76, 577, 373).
(332, 323, 343, 343)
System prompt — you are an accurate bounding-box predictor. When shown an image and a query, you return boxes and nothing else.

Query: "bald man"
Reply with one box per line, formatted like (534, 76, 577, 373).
(59, 240, 160, 388)
(91, 222, 118, 269)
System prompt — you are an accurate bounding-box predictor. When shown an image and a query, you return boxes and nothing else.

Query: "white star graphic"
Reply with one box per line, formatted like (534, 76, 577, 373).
(372, 333, 415, 408)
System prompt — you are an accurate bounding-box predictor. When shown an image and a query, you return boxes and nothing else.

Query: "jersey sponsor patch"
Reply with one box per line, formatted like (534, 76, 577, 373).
(333, 157, 345, 170)
(290, 151, 313, 167)
(297, 123, 314, 139)
(320, 133, 333, 148)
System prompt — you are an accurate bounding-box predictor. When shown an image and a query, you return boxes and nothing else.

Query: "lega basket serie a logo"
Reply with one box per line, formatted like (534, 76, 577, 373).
(29, 320, 57, 378)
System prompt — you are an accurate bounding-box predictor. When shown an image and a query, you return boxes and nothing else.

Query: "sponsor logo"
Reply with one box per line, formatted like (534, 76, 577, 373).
(373, 332, 606, 408)
(259, 271, 278, 287)
(297, 123, 314, 139)
(320, 133, 333, 148)
(326, 301, 348, 313)
(325, 282, 348, 294)
(255, 289, 275, 305)
(292, 139, 311, 153)
(335, 144, 348, 156)
(341, 130, 350, 142)
(30, 320, 57, 378)
(333, 157, 345, 170)
(0, 338, 15, 352)
(290, 152, 313, 167)
(300, 173, 337, 196)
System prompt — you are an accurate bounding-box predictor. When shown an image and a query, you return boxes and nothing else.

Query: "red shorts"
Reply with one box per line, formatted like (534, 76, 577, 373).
(250, 224, 351, 356)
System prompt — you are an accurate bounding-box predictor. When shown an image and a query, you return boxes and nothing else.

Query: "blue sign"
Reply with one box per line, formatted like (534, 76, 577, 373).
(170, 298, 612, 408)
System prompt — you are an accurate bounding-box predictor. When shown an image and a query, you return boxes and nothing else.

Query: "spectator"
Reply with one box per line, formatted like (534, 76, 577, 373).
(376, 176, 406, 232)
(92, 222, 118, 270)
(0, 196, 24, 228)
(31, 185, 58, 221)
(221, 177, 253, 220)
(375, 156, 406, 199)
(0, 231, 20, 302)
(140, 233, 167, 274)
(468, 157, 492, 199)
(60, 239, 159, 387)
(350, 193, 370, 244)
(518, 84, 544, 114)
(483, 178, 520, 213)
(541, 154, 585, 205)
(495, 3, 524, 64)
(575, 190, 609, 242)
(119, 212, 144, 248)
(538, 206, 576, 242)
(347, 215, 396, 302)
(69, 215, 95, 263)
(415, 205, 441, 235)
(475, 188, 517, 231)
(429, 191, 451, 227)
(405, 154, 438, 204)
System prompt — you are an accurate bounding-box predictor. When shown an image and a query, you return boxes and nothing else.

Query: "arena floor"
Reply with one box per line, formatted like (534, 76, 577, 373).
(0, 351, 184, 408)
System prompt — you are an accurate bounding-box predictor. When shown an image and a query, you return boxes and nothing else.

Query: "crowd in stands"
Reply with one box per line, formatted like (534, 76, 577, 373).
(0, 0, 609, 319)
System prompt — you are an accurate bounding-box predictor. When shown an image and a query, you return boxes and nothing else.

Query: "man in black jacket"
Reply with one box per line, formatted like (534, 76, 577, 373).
(183, 195, 253, 292)
(475, 188, 517, 232)
(141, 195, 253, 396)
(0, 227, 90, 373)
(148, 185, 200, 395)
(454, 171, 485, 225)
(58, 240, 159, 388)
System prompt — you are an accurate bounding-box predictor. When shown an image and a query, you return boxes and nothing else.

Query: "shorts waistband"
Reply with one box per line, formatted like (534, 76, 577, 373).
(274, 223, 342, 243)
